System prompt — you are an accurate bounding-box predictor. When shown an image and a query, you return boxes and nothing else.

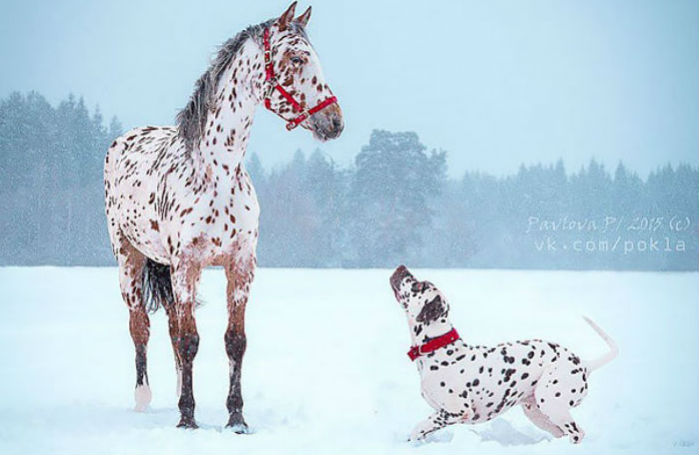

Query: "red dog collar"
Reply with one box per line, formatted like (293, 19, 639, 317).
(407, 329, 460, 361)
(263, 27, 338, 131)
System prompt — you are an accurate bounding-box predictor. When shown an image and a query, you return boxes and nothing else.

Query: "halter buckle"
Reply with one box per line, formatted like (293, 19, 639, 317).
(286, 110, 311, 130)
(263, 80, 277, 101)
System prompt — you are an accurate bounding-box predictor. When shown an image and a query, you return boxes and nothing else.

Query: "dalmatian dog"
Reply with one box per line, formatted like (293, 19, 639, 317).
(389, 265, 618, 444)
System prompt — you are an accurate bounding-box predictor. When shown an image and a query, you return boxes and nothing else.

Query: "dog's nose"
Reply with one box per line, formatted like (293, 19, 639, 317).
(390, 265, 411, 290)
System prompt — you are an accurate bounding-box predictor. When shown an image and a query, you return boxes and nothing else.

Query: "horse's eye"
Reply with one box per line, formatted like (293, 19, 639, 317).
(290, 56, 303, 66)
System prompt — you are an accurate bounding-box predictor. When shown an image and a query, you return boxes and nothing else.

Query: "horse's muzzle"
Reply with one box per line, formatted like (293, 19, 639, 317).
(311, 104, 344, 141)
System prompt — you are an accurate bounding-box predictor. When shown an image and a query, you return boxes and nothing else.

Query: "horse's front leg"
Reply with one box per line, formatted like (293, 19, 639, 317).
(171, 260, 202, 429)
(224, 258, 255, 432)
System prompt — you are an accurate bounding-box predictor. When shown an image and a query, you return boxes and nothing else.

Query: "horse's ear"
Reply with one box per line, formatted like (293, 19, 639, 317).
(295, 6, 311, 28)
(278, 1, 297, 31)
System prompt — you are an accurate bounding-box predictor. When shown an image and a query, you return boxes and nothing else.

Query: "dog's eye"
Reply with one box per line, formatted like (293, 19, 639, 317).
(411, 282, 423, 292)
(290, 56, 303, 66)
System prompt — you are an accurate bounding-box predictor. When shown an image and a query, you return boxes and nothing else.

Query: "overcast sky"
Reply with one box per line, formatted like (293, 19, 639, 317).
(1, 0, 697, 177)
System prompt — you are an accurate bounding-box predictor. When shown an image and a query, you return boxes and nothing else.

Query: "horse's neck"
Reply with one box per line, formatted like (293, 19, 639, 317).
(191, 39, 262, 181)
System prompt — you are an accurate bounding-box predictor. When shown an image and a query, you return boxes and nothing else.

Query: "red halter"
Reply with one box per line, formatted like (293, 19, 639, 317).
(263, 27, 338, 131)
(407, 329, 460, 361)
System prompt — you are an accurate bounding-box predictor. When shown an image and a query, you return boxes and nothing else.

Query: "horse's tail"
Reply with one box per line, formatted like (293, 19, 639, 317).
(142, 259, 174, 313)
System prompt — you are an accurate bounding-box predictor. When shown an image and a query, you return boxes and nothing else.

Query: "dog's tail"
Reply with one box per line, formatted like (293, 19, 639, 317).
(583, 316, 618, 372)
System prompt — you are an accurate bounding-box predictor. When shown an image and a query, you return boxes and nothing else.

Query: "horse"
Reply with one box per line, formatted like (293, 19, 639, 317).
(103, 2, 343, 430)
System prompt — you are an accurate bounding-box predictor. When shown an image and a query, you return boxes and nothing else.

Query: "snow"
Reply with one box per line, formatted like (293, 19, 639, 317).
(0, 267, 696, 454)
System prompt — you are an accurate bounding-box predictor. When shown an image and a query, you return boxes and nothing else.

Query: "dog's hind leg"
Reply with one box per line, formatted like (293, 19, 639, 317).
(533, 366, 586, 444)
(521, 396, 564, 438)
(408, 409, 462, 441)
(537, 405, 584, 444)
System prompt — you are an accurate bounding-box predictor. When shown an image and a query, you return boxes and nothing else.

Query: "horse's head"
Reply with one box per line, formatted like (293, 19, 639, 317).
(262, 2, 344, 141)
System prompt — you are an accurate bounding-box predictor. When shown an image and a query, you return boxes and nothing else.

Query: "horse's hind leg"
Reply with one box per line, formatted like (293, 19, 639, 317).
(163, 302, 183, 400)
(116, 238, 151, 412)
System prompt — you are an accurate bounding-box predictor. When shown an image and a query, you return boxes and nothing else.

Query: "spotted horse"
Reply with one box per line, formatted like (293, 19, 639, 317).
(389, 266, 618, 444)
(104, 2, 343, 430)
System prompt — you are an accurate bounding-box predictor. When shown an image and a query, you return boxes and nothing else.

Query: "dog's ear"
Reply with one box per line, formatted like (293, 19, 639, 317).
(416, 295, 445, 323)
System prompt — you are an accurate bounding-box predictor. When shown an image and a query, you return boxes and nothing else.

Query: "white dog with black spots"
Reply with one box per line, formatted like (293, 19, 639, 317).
(389, 265, 618, 444)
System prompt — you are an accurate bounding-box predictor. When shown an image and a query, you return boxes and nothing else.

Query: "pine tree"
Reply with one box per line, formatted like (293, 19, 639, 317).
(348, 130, 446, 267)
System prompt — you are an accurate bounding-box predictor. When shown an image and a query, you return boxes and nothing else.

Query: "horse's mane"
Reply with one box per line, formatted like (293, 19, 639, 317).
(176, 19, 308, 155)
(176, 20, 270, 155)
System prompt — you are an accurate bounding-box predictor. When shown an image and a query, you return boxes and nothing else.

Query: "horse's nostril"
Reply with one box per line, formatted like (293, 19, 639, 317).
(331, 117, 343, 134)
(316, 114, 343, 139)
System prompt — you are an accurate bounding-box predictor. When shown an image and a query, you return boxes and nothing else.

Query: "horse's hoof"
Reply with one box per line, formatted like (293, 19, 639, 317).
(177, 417, 198, 429)
(134, 384, 152, 412)
(227, 423, 250, 434)
(226, 415, 249, 434)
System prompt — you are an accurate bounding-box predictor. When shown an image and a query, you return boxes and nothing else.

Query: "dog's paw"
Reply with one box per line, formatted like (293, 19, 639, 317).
(408, 431, 452, 445)
(407, 430, 427, 444)
(569, 430, 584, 444)
(407, 436, 426, 446)
(409, 429, 427, 440)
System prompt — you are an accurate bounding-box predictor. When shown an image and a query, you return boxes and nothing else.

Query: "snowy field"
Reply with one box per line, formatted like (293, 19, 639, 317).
(0, 267, 697, 454)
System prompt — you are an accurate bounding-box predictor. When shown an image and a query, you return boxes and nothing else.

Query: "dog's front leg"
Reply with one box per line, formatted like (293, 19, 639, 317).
(408, 409, 461, 442)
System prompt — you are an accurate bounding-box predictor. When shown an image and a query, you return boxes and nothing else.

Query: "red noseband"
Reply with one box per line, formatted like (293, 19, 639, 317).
(263, 27, 338, 131)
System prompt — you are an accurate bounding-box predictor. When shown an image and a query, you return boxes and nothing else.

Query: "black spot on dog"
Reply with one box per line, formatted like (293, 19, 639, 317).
(416, 295, 445, 323)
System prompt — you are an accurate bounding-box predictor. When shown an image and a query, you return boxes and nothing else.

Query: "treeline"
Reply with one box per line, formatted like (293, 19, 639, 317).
(1, 92, 697, 270)
(251, 137, 698, 270)
(0, 92, 120, 265)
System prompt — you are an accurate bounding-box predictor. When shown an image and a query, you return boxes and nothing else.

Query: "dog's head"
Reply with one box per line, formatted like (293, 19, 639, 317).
(389, 265, 450, 325)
